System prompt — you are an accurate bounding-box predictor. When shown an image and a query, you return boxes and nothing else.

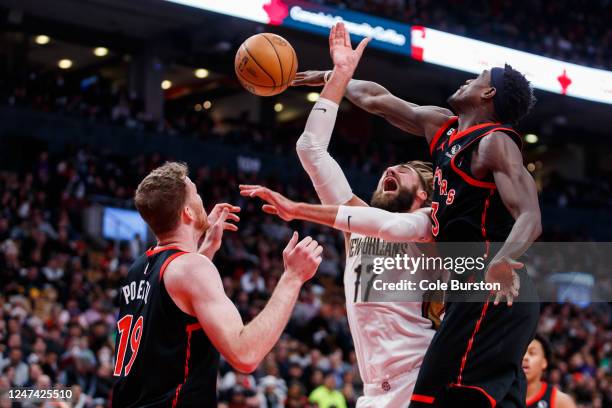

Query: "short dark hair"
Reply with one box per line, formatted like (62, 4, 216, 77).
(534, 334, 552, 364)
(134, 162, 188, 235)
(498, 64, 536, 124)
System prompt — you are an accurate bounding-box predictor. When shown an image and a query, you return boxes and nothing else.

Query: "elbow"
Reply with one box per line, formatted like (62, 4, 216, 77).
(231, 361, 258, 374)
(227, 350, 260, 374)
(532, 216, 542, 241)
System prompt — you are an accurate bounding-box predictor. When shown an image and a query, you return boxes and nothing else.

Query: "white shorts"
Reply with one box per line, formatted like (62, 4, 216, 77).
(356, 368, 419, 408)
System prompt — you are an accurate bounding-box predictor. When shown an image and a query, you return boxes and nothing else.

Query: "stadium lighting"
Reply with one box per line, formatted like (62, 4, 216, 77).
(35, 35, 50, 45)
(306, 92, 319, 102)
(161, 80, 172, 90)
(203, 101, 212, 109)
(527, 163, 536, 172)
(58, 59, 73, 69)
(94, 47, 109, 57)
(274, 103, 284, 112)
(194, 68, 209, 78)
(194, 103, 202, 112)
(525, 134, 539, 144)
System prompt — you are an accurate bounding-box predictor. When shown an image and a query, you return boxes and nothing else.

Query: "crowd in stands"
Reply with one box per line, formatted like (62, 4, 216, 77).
(4, 69, 612, 214)
(0, 141, 610, 407)
(318, 0, 612, 69)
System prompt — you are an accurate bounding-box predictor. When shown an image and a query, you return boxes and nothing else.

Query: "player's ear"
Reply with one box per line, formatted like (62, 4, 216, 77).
(482, 86, 496, 100)
(542, 358, 548, 371)
(182, 205, 194, 223)
(417, 189, 428, 205)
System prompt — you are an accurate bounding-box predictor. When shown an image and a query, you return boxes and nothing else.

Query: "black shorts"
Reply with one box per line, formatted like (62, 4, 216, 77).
(410, 269, 540, 408)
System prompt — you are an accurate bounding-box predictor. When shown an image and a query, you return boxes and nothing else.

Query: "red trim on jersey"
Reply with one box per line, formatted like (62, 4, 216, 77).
(429, 116, 458, 155)
(171, 384, 182, 408)
(159, 251, 188, 282)
(457, 301, 490, 385)
(411, 393, 435, 404)
(526, 382, 548, 407)
(146, 245, 183, 257)
(550, 386, 557, 408)
(449, 122, 501, 145)
(481, 190, 494, 257)
(171, 323, 203, 407)
(449, 127, 519, 189)
(450, 383, 497, 407)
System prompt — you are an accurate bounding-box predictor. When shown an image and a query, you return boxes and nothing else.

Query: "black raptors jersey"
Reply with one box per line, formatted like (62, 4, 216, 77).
(429, 116, 522, 250)
(112, 246, 219, 408)
(526, 382, 557, 408)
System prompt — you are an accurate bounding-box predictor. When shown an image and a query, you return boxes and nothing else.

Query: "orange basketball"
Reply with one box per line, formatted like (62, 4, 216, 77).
(235, 33, 298, 97)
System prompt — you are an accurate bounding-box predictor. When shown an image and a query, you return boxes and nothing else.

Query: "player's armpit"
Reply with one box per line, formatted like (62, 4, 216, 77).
(163, 253, 255, 372)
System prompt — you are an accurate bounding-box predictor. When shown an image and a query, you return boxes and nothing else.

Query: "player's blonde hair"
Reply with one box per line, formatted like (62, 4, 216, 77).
(402, 160, 434, 207)
(135, 162, 189, 235)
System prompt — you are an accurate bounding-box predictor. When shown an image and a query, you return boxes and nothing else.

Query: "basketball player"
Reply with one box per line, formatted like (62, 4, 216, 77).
(111, 162, 324, 407)
(294, 44, 541, 407)
(242, 23, 441, 407)
(523, 336, 576, 408)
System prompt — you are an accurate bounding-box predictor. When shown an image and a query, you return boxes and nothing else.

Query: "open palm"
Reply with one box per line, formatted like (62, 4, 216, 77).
(329, 22, 370, 73)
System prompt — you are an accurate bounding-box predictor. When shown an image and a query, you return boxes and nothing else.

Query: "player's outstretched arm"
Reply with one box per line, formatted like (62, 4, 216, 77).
(293, 70, 453, 142)
(480, 132, 542, 305)
(345, 80, 453, 141)
(164, 233, 322, 373)
(295, 22, 369, 208)
(239, 184, 432, 243)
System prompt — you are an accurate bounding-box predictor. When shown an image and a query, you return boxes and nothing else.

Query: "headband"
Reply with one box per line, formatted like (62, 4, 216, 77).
(490, 67, 506, 121)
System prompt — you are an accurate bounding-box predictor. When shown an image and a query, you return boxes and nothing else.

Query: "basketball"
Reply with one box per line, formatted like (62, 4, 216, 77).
(235, 33, 298, 96)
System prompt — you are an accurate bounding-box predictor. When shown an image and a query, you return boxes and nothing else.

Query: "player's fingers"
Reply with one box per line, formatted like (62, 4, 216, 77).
(509, 260, 524, 269)
(494, 291, 502, 306)
(225, 213, 240, 222)
(355, 37, 371, 56)
(219, 208, 229, 220)
(262, 204, 279, 215)
(313, 245, 324, 257)
(314, 256, 323, 265)
(507, 293, 514, 307)
(306, 239, 319, 251)
(216, 203, 241, 213)
(223, 222, 239, 232)
(296, 236, 314, 248)
(284, 231, 299, 253)
(335, 22, 344, 43)
(343, 23, 351, 47)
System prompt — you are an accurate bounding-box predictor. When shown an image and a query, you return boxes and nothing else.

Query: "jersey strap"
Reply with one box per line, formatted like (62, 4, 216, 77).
(429, 116, 459, 155)
(450, 126, 522, 189)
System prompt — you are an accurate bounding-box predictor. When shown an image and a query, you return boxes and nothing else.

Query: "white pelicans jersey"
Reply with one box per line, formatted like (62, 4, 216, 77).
(344, 230, 443, 403)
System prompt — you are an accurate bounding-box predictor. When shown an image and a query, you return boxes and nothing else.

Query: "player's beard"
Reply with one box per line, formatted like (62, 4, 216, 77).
(194, 205, 209, 238)
(370, 185, 416, 212)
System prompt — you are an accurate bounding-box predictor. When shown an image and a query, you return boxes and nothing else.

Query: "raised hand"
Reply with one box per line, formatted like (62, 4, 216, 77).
(485, 256, 522, 306)
(282, 231, 323, 283)
(199, 203, 240, 259)
(329, 22, 370, 74)
(239, 185, 297, 222)
(207, 203, 240, 229)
